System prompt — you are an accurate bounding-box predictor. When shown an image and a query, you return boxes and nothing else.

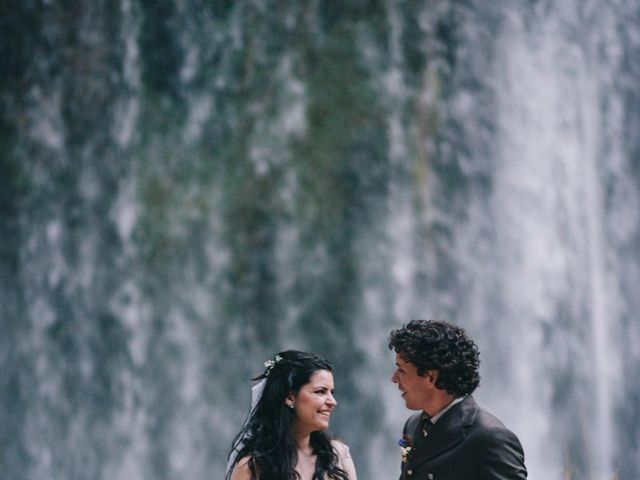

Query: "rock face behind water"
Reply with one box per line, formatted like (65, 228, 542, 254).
(2, 2, 640, 479)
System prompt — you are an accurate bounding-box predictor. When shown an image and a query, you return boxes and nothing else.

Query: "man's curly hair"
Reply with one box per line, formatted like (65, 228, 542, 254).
(388, 319, 480, 396)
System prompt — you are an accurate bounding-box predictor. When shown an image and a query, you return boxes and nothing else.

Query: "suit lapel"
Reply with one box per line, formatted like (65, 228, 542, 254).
(409, 396, 478, 468)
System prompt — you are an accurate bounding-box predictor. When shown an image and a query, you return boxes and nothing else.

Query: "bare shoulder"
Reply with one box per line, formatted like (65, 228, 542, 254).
(331, 439, 357, 480)
(230, 456, 254, 480)
(331, 439, 351, 458)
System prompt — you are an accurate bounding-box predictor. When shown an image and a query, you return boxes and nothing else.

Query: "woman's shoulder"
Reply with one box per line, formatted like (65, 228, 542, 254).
(331, 439, 352, 459)
(331, 439, 357, 479)
(230, 456, 254, 480)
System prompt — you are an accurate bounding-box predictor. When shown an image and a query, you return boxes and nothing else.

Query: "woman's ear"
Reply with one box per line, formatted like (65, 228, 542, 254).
(285, 392, 296, 409)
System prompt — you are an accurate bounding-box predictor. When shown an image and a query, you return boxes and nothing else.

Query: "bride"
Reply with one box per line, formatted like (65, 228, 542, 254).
(226, 350, 358, 480)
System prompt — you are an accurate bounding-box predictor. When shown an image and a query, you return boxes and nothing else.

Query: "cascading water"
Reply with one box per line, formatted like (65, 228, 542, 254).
(478, 4, 634, 478)
(1, 1, 639, 480)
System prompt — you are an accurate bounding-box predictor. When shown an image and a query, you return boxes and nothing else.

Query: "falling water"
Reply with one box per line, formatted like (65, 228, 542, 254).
(2, 1, 640, 480)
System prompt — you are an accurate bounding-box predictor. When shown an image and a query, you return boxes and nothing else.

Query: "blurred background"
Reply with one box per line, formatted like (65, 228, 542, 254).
(2, 1, 640, 479)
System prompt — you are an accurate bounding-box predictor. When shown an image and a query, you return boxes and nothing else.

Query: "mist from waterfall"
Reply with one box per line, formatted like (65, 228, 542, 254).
(1, 1, 640, 480)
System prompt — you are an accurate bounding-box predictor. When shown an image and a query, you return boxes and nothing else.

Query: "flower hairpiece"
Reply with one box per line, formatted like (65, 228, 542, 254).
(398, 436, 413, 463)
(263, 355, 283, 376)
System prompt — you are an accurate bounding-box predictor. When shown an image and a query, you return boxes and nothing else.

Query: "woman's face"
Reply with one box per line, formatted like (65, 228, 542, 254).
(288, 369, 337, 434)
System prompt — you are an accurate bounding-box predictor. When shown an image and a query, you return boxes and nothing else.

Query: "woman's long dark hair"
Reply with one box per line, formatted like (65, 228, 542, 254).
(226, 350, 349, 480)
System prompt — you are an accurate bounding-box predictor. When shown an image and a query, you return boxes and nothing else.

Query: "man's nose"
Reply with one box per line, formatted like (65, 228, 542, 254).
(391, 371, 398, 383)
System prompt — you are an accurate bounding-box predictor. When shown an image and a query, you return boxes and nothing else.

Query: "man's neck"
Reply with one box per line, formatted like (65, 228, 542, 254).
(423, 392, 457, 418)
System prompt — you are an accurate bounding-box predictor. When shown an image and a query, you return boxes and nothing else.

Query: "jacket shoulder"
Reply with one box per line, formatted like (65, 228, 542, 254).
(467, 405, 524, 450)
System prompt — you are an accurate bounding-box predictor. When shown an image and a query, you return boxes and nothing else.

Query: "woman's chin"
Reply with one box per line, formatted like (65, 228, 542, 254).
(315, 420, 330, 430)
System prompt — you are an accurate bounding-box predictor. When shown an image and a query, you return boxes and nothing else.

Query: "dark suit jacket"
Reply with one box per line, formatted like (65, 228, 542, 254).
(399, 395, 527, 480)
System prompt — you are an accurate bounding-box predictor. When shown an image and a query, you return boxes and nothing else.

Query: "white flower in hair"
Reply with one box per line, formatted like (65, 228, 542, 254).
(263, 355, 283, 375)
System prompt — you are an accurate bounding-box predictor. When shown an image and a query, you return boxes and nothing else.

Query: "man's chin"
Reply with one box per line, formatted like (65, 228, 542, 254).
(402, 398, 421, 411)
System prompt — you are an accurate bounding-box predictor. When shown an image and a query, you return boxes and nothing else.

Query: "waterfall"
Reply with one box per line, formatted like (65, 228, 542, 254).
(1, 1, 640, 479)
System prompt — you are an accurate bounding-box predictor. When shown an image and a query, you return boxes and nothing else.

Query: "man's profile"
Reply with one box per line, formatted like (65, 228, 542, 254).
(389, 319, 527, 480)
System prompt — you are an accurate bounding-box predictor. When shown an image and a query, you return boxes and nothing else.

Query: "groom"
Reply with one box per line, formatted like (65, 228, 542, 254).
(389, 320, 527, 480)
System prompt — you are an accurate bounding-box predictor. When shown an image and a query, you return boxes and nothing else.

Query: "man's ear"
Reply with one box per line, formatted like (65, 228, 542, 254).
(424, 369, 439, 385)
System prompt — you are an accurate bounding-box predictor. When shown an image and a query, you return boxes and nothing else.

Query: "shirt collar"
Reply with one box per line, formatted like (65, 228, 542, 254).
(426, 395, 466, 424)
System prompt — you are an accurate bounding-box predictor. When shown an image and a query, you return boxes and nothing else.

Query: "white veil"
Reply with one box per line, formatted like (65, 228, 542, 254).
(225, 379, 267, 476)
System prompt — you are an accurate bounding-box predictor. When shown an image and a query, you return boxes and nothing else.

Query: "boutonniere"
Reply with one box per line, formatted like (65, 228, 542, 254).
(398, 434, 413, 463)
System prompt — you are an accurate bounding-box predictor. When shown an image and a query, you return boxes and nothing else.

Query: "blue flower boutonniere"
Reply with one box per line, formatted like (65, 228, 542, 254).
(398, 435, 413, 463)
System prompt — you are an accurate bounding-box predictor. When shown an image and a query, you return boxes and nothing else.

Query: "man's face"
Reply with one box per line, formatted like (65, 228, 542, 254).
(391, 353, 434, 410)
